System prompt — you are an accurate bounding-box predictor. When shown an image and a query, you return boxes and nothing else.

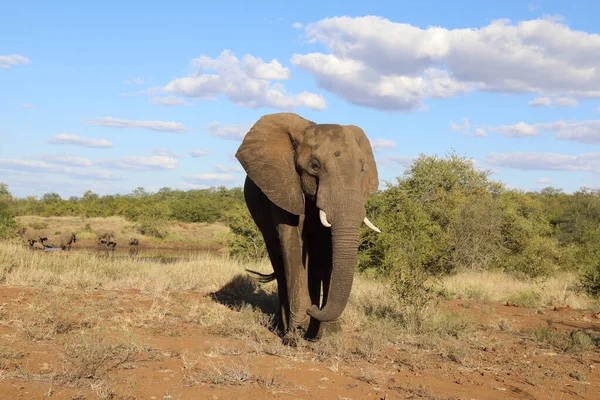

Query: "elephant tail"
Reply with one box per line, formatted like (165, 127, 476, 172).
(245, 269, 276, 284)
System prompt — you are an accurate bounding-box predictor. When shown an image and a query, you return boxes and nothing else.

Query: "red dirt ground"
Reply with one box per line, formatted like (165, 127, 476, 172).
(0, 286, 598, 400)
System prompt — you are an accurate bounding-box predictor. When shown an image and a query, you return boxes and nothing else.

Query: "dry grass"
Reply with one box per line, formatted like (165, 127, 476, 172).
(442, 270, 594, 310)
(57, 331, 140, 384)
(0, 240, 269, 293)
(10, 293, 97, 341)
(0, 235, 598, 399)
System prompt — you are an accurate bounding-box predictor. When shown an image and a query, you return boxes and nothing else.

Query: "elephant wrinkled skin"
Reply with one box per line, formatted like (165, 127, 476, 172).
(235, 112, 380, 339)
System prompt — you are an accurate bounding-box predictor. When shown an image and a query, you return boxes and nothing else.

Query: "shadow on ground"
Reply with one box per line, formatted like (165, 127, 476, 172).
(210, 273, 279, 319)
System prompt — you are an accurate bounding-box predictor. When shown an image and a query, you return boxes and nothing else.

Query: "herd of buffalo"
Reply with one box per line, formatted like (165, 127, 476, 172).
(17, 227, 140, 257)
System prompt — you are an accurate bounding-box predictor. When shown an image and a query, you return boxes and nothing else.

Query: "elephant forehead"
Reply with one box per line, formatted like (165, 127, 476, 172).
(305, 125, 355, 148)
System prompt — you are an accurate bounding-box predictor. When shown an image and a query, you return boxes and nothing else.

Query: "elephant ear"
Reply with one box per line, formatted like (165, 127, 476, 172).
(235, 113, 315, 215)
(346, 125, 379, 198)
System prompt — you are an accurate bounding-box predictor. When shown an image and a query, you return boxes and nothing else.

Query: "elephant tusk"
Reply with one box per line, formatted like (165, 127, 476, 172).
(319, 209, 332, 228)
(363, 216, 381, 233)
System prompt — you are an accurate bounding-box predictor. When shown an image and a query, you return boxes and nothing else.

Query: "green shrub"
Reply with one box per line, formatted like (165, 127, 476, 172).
(226, 205, 266, 260)
(581, 264, 600, 298)
(135, 204, 170, 239)
(0, 184, 17, 240)
(0, 202, 17, 239)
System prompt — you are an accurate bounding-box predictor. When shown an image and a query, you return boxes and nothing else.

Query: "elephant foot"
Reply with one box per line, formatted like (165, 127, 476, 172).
(304, 319, 342, 341)
(281, 327, 306, 347)
(319, 320, 342, 336)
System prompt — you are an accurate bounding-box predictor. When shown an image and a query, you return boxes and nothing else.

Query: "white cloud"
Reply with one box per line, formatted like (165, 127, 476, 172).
(120, 86, 163, 97)
(164, 50, 326, 111)
(292, 16, 600, 112)
(528, 96, 578, 108)
(529, 96, 552, 107)
(49, 133, 113, 148)
(150, 96, 194, 106)
(124, 77, 143, 85)
(383, 155, 417, 166)
(242, 55, 290, 80)
(184, 173, 238, 185)
(153, 148, 184, 159)
(21, 104, 34, 109)
(369, 138, 396, 152)
(0, 54, 30, 69)
(189, 149, 213, 158)
(554, 97, 579, 108)
(535, 177, 551, 184)
(204, 121, 249, 141)
(487, 119, 600, 143)
(549, 120, 600, 143)
(0, 159, 123, 180)
(38, 154, 92, 167)
(450, 118, 487, 137)
(489, 122, 538, 138)
(595, 106, 600, 112)
(214, 164, 243, 173)
(88, 117, 188, 133)
(292, 22, 303, 29)
(484, 152, 598, 172)
(97, 156, 179, 171)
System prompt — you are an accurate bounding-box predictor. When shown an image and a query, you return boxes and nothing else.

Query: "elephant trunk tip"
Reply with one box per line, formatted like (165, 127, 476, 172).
(307, 304, 342, 322)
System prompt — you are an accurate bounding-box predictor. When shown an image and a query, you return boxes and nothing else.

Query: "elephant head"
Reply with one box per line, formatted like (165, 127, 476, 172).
(236, 112, 380, 323)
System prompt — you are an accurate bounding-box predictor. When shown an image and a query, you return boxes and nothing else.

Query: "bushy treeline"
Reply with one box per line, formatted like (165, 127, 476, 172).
(6, 186, 245, 224)
(358, 152, 600, 297)
(227, 152, 600, 297)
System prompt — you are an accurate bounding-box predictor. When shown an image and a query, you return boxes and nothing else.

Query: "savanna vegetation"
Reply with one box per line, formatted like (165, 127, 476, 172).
(2, 150, 600, 296)
(0, 153, 599, 398)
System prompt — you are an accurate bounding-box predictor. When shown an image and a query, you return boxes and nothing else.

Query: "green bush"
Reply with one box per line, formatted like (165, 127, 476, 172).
(0, 184, 17, 239)
(581, 264, 600, 297)
(135, 204, 170, 239)
(226, 204, 267, 261)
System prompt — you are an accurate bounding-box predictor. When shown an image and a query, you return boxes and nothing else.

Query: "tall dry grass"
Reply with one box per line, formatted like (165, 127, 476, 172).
(0, 240, 269, 294)
(1, 240, 595, 311)
(442, 270, 594, 309)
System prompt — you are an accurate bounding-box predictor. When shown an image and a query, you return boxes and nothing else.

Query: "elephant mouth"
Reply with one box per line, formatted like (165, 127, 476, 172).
(318, 209, 381, 233)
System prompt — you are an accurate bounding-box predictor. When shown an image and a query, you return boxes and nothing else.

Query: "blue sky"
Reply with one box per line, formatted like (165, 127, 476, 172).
(2, 0, 600, 198)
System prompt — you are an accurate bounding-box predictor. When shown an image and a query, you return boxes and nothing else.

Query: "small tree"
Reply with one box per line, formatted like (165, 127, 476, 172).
(226, 205, 267, 260)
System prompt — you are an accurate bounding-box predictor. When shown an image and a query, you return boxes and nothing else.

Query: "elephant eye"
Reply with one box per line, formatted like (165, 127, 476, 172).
(311, 158, 321, 172)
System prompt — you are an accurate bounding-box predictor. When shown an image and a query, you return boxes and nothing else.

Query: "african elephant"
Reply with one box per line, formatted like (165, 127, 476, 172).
(128, 237, 139, 257)
(235, 112, 380, 339)
(60, 232, 77, 251)
(18, 227, 50, 250)
(101, 235, 117, 258)
(96, 229, 115, 245)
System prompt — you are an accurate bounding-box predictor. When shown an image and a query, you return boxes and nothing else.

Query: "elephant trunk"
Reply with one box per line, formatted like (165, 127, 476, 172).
(307, 203, 361, 322)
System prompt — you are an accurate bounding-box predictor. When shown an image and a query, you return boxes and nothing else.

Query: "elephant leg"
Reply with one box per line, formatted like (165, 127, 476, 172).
(272, 206, 310, 331)
(244, 177, 290, 333)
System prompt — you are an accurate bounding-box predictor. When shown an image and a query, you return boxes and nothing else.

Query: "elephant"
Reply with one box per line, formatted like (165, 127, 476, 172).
(96, 229, 115, 245)
(60, 232, 77, 251)
(18, 227, 50, 250)
(128, 237, 139, 257)
(235, 112, 380, 339)
(102, 236, 117, 258)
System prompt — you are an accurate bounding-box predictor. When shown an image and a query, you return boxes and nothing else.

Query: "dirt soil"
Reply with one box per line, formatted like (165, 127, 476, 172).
(0, 286, 598, 400)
